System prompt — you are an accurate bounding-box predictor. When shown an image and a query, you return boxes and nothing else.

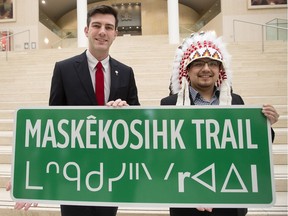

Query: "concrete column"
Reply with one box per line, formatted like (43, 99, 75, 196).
(167, 0, 180, 44)
(77, 0, 87, 47)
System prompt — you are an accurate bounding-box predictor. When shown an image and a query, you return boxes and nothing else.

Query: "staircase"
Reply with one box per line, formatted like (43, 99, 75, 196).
(0, 35, 287, 215)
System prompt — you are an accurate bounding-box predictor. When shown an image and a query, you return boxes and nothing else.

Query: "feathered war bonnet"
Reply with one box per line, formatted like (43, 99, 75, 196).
(170, 31, 232, 105)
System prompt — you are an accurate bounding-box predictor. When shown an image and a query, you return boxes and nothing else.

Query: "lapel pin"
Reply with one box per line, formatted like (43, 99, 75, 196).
(115, 71, 119, 76)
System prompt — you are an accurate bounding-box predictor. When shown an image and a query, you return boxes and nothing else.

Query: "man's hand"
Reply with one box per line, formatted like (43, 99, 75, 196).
(196, 207, 213, 212)
(6, 181, 38, 211)
(106, 99, 129, 107)
(262, 104, 279, 125)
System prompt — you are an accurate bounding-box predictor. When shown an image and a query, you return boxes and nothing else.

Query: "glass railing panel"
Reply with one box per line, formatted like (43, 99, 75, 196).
(266, 18, 287, 41)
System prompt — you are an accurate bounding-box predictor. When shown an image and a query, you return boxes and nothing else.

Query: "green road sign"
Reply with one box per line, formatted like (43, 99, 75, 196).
(11, 106, 275, 207)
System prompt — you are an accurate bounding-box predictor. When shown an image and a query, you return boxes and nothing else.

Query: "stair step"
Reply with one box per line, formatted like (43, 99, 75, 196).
(242, 96, 287, 108)
(0, 110, 14, 119)
(273, 144, 288, 165)
(0, 131, 13, 146)
(274, 128, 288, 145)
(273, 116, 288, 128)
(0, 146, 12, 164)
(0, 106, 288, 120)
(0, 119, 14, 131)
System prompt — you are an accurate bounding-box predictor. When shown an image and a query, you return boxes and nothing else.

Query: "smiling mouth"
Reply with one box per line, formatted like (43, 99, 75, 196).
(96, 38, 107, 43)
(199, 74, 213, 78)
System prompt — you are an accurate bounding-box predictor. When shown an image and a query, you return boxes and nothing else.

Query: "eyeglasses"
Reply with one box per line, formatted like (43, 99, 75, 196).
(190, 60, 221, 69)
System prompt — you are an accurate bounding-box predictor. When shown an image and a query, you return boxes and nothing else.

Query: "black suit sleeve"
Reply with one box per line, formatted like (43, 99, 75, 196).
(160, 94, 178, 105)
(49, 62, 67, 106)
(109, 58, 140, 106)
(49, 52, 97, 106)
(231, 93, 244, 105)
(125, 67, 140, 106)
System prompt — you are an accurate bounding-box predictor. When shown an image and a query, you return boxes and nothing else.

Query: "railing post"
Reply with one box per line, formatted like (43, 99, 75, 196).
(233, 19, 287, 53)
(6, 30, 9, 61)
(233, 20, 236, 42)
(276, 18, 279, 40)
(1, 29, 31, 61)
(28, 30, 30, 50)
(262, 25, 264, 53)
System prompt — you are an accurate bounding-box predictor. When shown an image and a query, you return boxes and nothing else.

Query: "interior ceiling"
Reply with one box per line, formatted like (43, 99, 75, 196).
(39, 0, 217, 23)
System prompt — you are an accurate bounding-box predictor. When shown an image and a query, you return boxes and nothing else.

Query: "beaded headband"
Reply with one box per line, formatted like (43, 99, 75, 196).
(170, 31, 232, 95)
(170, 31, 232, 105)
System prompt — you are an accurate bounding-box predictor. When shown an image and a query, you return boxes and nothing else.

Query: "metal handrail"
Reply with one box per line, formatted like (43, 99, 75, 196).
(233, 19, 288, 52)
(267, 17, 287, 24)
(1, 29, 30, 61)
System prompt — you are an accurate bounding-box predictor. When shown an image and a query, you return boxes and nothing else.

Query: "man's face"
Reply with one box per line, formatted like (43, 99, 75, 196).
(187, 58, 221, 91)
(84, 13, 118, 56)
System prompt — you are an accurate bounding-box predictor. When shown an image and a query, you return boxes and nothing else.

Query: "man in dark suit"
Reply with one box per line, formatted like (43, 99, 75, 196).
(161, 31, 279, 216)
(7, 4, 140, 216)
(49, 5, 139, 108)
(50, 5, 140, 216)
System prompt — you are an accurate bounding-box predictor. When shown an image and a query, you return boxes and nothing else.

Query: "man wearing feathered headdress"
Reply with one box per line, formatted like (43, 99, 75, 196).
(161, 31, 279, 216)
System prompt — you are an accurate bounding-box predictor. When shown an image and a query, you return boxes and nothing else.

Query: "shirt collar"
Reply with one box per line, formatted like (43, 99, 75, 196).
(189, 86, 220, 101)
(86, 50, 110, 72)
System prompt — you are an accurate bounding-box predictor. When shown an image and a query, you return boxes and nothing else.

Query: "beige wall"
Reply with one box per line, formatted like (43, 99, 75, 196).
(201, 13, 224, 36)
(38, 22, 61, 49)
(0, 0, 39, 51)
(221, 0, 287, 42)
(141, 0, 169, 35)
(57, 0, 199, 36)
(195, 0, 287, 42)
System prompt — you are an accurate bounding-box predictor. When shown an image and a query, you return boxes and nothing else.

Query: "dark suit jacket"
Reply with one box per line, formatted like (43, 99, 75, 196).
(161, 92, 274, 216)
(49, 51, 140, 106)
(48, 51, 139, 216)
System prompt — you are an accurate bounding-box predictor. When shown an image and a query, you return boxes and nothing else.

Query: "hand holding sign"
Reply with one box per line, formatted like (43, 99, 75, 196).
(6, 181, 38, 211)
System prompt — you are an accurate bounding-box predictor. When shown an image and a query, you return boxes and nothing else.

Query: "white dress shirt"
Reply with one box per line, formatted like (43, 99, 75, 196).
(86, 50, 111, 104)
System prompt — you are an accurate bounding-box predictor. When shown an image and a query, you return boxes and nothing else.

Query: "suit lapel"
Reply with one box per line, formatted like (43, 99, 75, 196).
(73, 54, 122, 104)
(74, 52, 97, 105)
(109, 57, 120, 101)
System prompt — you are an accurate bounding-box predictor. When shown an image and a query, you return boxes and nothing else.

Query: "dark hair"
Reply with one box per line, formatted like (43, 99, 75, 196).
(87, 5, 119, 29)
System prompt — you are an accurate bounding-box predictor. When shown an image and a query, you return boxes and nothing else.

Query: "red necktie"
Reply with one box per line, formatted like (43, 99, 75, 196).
(95, 62, 104, 105)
